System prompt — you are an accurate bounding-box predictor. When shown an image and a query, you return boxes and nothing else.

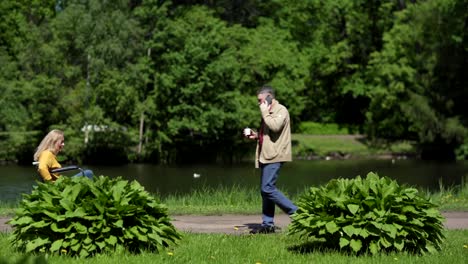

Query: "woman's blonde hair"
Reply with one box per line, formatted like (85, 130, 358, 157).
(33, 129, 64, 161)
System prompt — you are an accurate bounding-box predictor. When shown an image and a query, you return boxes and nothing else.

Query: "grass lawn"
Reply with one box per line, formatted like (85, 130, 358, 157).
(1, 230, 467, 264)
(292, 134, 416, 158)
(1, 182, 468, 216)
(164, 185, 468, 215)
(0, 201, 17, 217)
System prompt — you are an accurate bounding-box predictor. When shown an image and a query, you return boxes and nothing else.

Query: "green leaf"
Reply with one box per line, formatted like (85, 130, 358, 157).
(51, 223, 72, 233)
(394, 238, 404, 251)
(402, 205, 418, 214)
(425, 244, 437, 253)
(30, 221, 49, 228)
(373, 209, 385, 217)
(96, 241, 106, 250)
(114, 219, 124, 228)
(50, 239, 63, 252)
(40, 207, 57, 218)
(325, 221, 339, 234)
(59, 199, 74, 212)
(379, 236, 392, 248)
(358, 228, 370, 238)
(83, 236, 93, 245)
(339, 237, 350, 248)
(111, 180, 128, 202)
(397, 214, 407, 221)
(10, 216, 33, 226)
(382, 224, 397, 238)
(423, 208, 442, 218)
(25, 237, 50, 253)
(343, 225, 357, 237)
(65, 207, 87, 219)
(79, 248, 89, 258)
(63, 184, 82, 202)
(105, 235, 118, 246)
(71, 243, 81, 251)
(124, 229, 135, 239)
(73, 222, 88, 234)
(369, 241, 379, 255)
(70, 238, 80, 246)
(349, 239, 362, 252)
(347, 204, 359, 215)
(410, 218, 424, 227)
(137, 233, 148, 242)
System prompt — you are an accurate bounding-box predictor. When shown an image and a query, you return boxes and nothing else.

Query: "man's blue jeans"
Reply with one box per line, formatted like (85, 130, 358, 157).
(260, 162, 297, 227)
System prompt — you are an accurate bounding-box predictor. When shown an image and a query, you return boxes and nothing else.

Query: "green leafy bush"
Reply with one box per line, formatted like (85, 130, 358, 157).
(288, 172, 445, 255)
(8, 176, 181, 257)
(455, 140, 468, 160)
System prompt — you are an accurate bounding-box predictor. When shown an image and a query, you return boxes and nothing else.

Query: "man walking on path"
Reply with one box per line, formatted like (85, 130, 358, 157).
(244, 85, 297, 234)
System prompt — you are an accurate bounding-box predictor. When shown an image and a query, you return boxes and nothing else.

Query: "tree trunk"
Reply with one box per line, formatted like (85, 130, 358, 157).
(398, 0, 406, 10)
(138, 113, 144, 154)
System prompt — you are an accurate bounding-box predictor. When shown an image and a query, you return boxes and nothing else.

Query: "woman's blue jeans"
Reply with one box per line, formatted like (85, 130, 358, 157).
(260, 162, 297, 227)
(73, 169, 94, 179)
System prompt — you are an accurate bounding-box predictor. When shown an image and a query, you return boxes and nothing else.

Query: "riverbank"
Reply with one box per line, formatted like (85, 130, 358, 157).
(0, 134, 418, 165)
(292, 134, 417, 160)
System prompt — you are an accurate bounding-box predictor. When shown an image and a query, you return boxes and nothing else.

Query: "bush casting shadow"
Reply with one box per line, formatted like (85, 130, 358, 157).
(288, 240, 341, 254)
(288, 173, 445, 255)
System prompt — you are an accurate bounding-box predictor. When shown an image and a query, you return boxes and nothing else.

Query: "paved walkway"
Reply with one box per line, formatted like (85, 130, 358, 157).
(1, 212, 467, 234)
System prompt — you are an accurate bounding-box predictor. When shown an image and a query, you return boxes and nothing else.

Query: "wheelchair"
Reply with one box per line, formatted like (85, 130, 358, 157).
(32, 162, 90, 182)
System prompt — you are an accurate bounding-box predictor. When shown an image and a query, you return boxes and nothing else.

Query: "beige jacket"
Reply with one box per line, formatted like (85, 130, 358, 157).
(255, 99, 292, 168)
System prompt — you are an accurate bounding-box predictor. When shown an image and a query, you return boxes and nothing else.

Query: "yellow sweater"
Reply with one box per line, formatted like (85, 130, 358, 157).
(37, 150, 61, 181)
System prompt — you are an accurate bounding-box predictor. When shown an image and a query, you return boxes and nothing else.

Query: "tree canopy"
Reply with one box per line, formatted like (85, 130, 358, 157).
(0, 0, 467, 163)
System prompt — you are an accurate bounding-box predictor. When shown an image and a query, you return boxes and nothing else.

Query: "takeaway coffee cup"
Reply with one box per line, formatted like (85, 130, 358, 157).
(243, 128, 252, 136)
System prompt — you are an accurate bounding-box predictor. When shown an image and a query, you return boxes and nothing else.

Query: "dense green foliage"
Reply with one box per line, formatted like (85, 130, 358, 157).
(0, 0, 466, 163)
(8, 176, 181, 257)
(2, 179, 468, 216)
(289, 172, 445, 255)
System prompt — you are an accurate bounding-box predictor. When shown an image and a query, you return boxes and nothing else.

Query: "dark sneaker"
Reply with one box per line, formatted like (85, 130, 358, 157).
(249, 226, 276, 234)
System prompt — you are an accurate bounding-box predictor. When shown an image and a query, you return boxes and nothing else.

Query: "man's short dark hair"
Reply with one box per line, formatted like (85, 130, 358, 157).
(257, 85, 275, 98)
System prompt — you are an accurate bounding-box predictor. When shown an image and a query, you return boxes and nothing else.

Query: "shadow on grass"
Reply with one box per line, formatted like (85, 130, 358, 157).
(287, 240, 342, 254)
(0, 255, 47, 264)
(287, 240, 423, 256)
(243, 223, 286, 234)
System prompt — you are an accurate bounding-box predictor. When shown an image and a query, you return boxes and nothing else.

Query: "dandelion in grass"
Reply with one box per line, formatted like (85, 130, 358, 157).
(463, 245, 468, 249)
(167, 252, 174, 256)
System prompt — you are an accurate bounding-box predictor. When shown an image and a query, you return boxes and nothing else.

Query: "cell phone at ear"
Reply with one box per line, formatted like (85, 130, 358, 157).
(265, 95, 272, 105)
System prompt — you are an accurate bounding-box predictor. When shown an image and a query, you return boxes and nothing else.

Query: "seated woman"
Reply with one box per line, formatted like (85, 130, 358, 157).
(33, 129, 93, 182)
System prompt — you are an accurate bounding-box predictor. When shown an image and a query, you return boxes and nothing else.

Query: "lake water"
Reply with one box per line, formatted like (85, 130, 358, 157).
(1, 160, 467, 202)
